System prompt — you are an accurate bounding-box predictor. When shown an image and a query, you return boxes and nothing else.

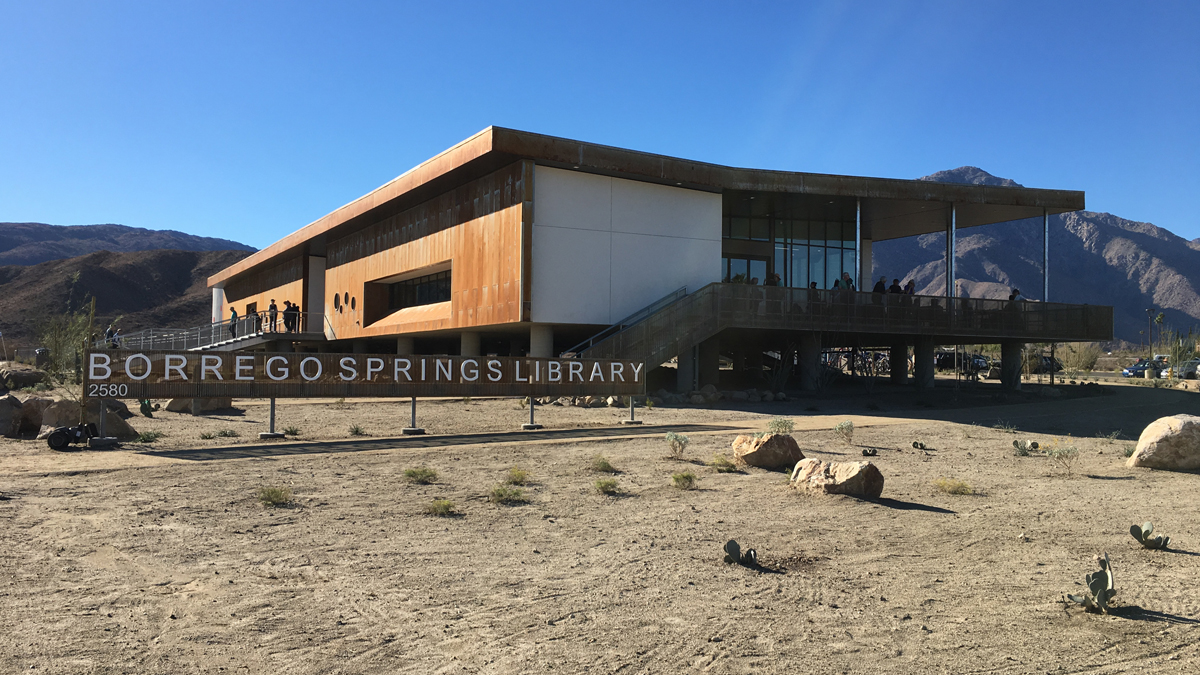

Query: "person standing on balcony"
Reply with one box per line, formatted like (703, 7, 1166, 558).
(872, 276, 886, 307)
(229, 307, 238, 339)
(268, 299, 278, 332)
(888, 279, 903, 294)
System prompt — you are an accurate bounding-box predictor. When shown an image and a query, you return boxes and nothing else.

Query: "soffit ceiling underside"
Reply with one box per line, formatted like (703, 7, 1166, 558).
(860, 199, 1072, 242)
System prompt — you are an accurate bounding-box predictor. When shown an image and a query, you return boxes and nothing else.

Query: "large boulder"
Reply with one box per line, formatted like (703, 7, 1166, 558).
(15, 396, 54, 435)
(165, 397, 235, 414)
(0, 365, 46, 389)
(790, 458, 885, 498)
(36, 399, 138, 440)
(1127, 414, 1200, 471)
(732, 433, 805, 470)
(1, 394, 22, 437)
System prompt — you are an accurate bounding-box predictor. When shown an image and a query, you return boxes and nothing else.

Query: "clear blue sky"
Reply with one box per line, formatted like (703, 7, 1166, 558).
(2, 1, 1197, 248)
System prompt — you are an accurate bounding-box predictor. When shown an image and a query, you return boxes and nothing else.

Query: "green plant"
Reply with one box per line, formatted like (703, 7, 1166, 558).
(504, 466, 530, 485)
(1066, 552, 1117, 614)
(348, 424, 366, 436)
(1122, 445, 1136, 458)
(216, 429, 239, 438)
(1048, 444, 1080, 476)
(672, 472, 697, 490)
(591, 455, 617, 473)
(933, 477, 973, 495)
(283, 426, 301, 436)
(709, 454, 738, 473)
(1013, 439, 1040, 456)
(1130, 522, 1170, 550)
(133, 431, 164, 443)
(594, 478, 620, 495)
(200, 432, 215, 440)
(517, 396, 528, 410)
(834, 420, 854, 445)
(404, 467, 438, 484)
(1100, 430, 1122, 442)
(488, 484, 528, 505)
(424, 499, 456, 516)
(645, 398, 655, 409)
(258, 486, 293, 507)
(461, 396, 472, 404)
(768, 417, 795, 435)
(993, 420, 1017, 433)
(665, 431, 689, 459)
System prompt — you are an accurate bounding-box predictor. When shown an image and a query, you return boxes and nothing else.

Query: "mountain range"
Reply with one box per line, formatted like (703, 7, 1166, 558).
(873, 167, 1200, 345)
(0, 222, 254, 266)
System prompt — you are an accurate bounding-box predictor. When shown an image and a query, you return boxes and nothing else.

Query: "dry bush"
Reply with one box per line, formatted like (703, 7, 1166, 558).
(594, 478, 620, 495)
(665, 432, 689, 459)
(709, 455, 739, 473)
(258, 486, 293, 507)
(933, 477, 974, 495)
(504, 466, 530, 485)
(834, 420, 854, 445)
(768, 418, 795, 435)
(424, 499, 455, 516)
(489, 485, 528, 505)
(672, 472, 697, 490)
(591, 455, 618, 473)
(404, 467, 438, 484)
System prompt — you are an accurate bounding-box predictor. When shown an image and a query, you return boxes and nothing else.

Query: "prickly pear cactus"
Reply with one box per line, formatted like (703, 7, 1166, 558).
(1130, 522, 1171, 550)
(1066, 552, 1117, 614)
(723, 540, 741, 564)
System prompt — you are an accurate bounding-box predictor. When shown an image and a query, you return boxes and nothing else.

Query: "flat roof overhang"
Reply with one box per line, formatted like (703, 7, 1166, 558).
(210, 127, 1084, 286)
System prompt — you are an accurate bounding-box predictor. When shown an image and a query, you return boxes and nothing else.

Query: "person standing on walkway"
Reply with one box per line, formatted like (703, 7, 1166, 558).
(268, 299, 278, 333)
(229, 307, 238, 339)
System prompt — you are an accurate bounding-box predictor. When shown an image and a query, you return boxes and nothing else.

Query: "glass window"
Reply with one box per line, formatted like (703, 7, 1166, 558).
(790, 244, 808, 288)
(810, 247, 826, 289)
(843, 221, 856, 246)
(843, 250, 857, 287)
(827, 222, 844, 247)
(773, 220, 789, 244)
(388, 271, 452, 311)
(729, 258, 748, 283)
(750, 218, 770, 241)
(749, 260, 767, 284)
(809, 222, 825, 247)
(790, 221, 808, 245)
(721, 217, 730, 238)
(730, 217, 750, 240)
(775, 244, 787, 284)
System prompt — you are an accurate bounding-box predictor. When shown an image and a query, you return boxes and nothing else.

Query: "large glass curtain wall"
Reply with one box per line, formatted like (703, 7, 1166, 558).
(721, 193, 857, 289)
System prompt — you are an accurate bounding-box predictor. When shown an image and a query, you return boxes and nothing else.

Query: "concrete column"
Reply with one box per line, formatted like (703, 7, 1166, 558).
(698, 337, 720, 388)
(396, 336, 414, 355)
(676, 345, 697, 393)
(890, 342, 908, 384)
(1001, 340, 1024, 391)
(460, 331, 481, 357)
(530, 325, 554, 358)
(352, 340, 368, 354)
(860, 239, 873, 290)
(797, 332, 821, 391)
(913, 337, 935, 389)
(211, 286, 226, 324)
(307, 256, 327, 336)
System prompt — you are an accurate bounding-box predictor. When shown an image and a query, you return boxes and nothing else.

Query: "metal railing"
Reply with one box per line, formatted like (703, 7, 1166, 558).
(561, 286, 687, 357)
(93, 312, 328, 352)
(580, 283, 1113, 365)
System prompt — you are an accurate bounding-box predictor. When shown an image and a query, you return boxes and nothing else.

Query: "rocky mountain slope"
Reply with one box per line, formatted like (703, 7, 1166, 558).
(0, 249, 252, 347)
(0, 222, 255, 266)
(873, 167, 1200, 344)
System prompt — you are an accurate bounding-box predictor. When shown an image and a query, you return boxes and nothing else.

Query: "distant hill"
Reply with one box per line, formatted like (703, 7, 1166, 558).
(0, 249, 252, 347)
(0, 222, 255, 266)
(874, 167, 1200, 344)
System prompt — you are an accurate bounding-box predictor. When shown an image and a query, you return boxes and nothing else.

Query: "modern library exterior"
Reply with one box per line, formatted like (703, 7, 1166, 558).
(206, 127, 1111, 391)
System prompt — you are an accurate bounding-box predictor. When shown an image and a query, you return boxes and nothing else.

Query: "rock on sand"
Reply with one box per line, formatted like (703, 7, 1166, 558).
(1127, 414, 1200, 471)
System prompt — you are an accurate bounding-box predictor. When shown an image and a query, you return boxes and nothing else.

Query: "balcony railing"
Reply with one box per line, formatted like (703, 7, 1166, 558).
(581, 282, 1113, 365)
(93, 312, 327, 352)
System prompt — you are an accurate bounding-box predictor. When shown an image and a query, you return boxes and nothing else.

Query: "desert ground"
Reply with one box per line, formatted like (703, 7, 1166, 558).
(2, 379, 1198, 674)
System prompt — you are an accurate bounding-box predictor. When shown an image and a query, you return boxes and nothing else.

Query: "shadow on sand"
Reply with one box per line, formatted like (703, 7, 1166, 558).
(867, 497, 955, 514)
(1110, 606, 1200, 624)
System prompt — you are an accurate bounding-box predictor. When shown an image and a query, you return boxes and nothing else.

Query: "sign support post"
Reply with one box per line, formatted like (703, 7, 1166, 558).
(522, 396, 542, 430)
(621, 395, 642, 425)
(402, 396, 425, 435)
(259, 398, 285, 439)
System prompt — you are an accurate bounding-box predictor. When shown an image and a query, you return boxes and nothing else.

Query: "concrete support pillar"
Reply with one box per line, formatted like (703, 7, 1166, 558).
(307, 256, 326, 335)
(860, 239, 873, 290)
(211, 286, 226, 324)
(352, 340, 368, 354)
(890, 342, 908, 385)
(797, 332, 821, 391)
(1001, 340, 1024, 391)
(396, 336, 414, 355)
(676, 345, 697, 393)
(530, 325, 554, 358)
(913, 337, 935, 389)
(460, 331, 480, 357)
(698, 337, 720, 389)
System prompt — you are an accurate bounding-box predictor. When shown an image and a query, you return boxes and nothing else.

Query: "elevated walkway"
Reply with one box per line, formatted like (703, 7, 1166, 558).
(95, 312, 330, 352)
(579, 283, 1113, 366)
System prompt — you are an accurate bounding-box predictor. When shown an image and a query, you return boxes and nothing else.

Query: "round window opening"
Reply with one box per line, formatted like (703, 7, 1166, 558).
(333, 294, 341, 310)
(350, 296, 357, 310)
(343, 292, 349, 306)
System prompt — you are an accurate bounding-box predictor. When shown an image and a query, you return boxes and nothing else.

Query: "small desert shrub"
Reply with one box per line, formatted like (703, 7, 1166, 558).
(200, 432, 215, 440)
(404, 467, 438, 484)
(993, 420, 1016, 433)
(1101, 430, 1122, 442)
(258, 486, 293, 507)
(591, 455, 617, 473)
(1122, 445, 1136, 458)
(709, 454, 739, 473)
(1048, 444, 1081, 476)
(933, 477, 974, 495)
(834, 420, 854, 445)
(594, 478, 620, 495)
(489, 484, 528, 505)
(283, 426, 301, 436)
(645, 398, 655, 409)
(461, 396, 472, 404)
(216, 429, 239, 438)
(133, 431, 164, 443)
(348, 424, 366, 436)
(504, 466, 530, 485)
(665, 431, 689, 459)
(517, 396, 529, 409)
(672, 472, 697, 490)
(424, 499, 456, 516)
(768, 417, 795, 435)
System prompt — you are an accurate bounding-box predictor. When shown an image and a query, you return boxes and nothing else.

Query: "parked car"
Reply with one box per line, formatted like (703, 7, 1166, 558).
(934, 352, 990, 374)
(1030, 356, 1064, 374)
(1160, 358, 1200, 379)
(1123, 358, 1164, 378)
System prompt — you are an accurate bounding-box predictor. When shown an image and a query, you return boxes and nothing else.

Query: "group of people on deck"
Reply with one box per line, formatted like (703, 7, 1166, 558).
(227, 299, 302, 339)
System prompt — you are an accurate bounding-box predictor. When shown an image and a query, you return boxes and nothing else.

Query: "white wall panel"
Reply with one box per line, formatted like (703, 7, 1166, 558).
(532, 165, 722, 326)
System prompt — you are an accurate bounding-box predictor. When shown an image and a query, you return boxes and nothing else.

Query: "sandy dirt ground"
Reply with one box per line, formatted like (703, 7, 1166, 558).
(2, 381, 1199, 674)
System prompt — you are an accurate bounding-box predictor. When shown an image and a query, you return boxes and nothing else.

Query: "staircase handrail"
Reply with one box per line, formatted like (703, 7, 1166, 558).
(561, 286, 687, 357)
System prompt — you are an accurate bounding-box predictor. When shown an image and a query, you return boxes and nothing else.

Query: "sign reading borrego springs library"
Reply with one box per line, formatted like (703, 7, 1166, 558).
(85, 351, 646, 399)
